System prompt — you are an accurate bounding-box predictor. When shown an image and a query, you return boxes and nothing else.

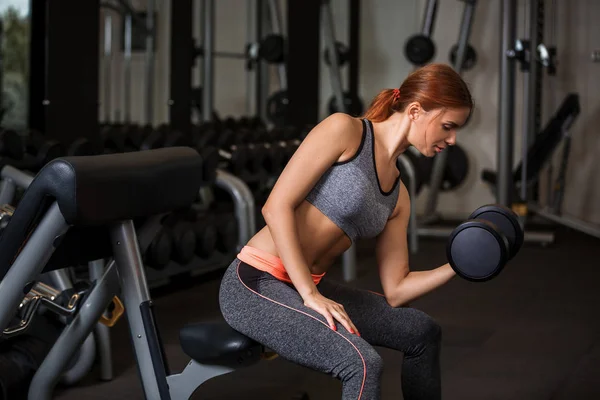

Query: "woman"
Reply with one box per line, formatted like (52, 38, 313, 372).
(219, 63, 473, 399)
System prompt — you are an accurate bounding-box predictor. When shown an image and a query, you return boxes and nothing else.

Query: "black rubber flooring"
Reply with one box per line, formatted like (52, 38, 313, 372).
(54, 226, 600, 399)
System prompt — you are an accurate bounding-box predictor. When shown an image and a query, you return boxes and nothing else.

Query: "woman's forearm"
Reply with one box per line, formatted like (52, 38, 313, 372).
(262, 206, 318, 299)
(389, 263, 456, 307)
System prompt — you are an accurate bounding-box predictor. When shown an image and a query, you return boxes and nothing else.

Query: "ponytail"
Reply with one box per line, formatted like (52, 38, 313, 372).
(362, 63, 473, 121)
(362, 89, 401, 122)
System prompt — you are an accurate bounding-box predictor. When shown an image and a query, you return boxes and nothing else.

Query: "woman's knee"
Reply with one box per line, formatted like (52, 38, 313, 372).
(340, 345, 384, 381)
(404, 311, 442, 356)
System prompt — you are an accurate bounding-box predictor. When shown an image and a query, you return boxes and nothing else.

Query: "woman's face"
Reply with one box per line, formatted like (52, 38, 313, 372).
(409, 106, 471, 157)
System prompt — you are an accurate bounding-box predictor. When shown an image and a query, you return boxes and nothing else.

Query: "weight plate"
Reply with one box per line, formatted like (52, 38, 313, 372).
(68, 138, 96, 156)
(170, 222, 197, 265)
(259, 34, 285, 64)
(449, 44, 478, 71)
(0, 129, 24, 160)
(441, 144, 469, 191)
(267, 90, 289, 127)
(404, 34, 436, 66)
(324, 41, 350, 67)
(328, 92, 364, 116)
(468, 204, 524, 259)
(446, 219, 509, 282)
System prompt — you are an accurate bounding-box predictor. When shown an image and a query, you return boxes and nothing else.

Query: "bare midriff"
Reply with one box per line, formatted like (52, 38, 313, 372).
(244, 200, 352, 277)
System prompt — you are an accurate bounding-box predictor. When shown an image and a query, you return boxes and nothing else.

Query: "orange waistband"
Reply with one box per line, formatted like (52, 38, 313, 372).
(237, 246, 326, 285)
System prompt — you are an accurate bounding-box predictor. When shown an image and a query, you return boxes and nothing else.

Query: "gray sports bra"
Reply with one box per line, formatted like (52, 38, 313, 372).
(305, 119, 401, 243)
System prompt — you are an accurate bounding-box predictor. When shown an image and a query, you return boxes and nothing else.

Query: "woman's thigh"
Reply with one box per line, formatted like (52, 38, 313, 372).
(219, 261, 382, 382)
(317, 279, 441, 351)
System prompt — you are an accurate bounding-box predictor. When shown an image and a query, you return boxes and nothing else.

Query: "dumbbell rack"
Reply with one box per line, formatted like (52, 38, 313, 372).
(145, 251, 235, 289)
(145, 169, 256, 289)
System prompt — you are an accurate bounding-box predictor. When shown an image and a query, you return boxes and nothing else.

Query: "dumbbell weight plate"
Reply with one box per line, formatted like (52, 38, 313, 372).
(324, 41, 350, 67)
(140, 129, 166, 151)
(164, 129, 191, 147)
(221, 146, 248, 176)
(446, 219, 510, 282)
(267, 90, 289, 127)
(170, 221, 197, 265)
(468, 204, 524, 259)
(441, 144, 469, 191)
(404, 34, 436, 66)
(37, 140, 66, 166)
(449, 44, 478, 71)
(328, 92, 364, 117)
(258, 34, 285, 64)
(197, 146, 219, 184)
(68, 138, 96, 156)
(0, 129, 25, 160)
(145, 226, 173, 270)
(215, 213, 238, 253)
(194, 216, 218, 258)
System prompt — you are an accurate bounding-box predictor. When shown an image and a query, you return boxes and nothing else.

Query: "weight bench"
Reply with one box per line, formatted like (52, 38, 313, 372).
(0, 147, 279, 400)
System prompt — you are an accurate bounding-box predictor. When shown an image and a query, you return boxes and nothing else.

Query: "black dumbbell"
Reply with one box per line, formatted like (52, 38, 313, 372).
(164, 214, 197, 265)
(67, 138, 97, 156)
(263, 142, 285, 175)
(145, 224, 173, 270)
(245, 144, 267, 176)
(197, 146, 219, 184)
(0, 129, 25, 160)
(100, 125, 126, 154)
(164, 129, 192, 147)
(140, 128, 166, 151)
(447, 204, 524, 282)
(221, 145, 248, 176)
(122, 124, 146, 152)
(24, 130, 66, 168)
(192, 212, 219, 259)
(214, 212, 238, 253)
(194, 124, 219, 148)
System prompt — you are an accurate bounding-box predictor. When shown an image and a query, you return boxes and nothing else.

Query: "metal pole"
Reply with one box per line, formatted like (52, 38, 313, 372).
(202, 0, 215, 123)
(267, 0, 287, 90)
(124, 13, 132, 123)
(103, 15, 112, 123)
(397, 154, 419, 254)
(423, 0, 476, 217)
(521, 43, 530, 203)
(497, 0, 517, 206)
(421, 0, 438, 36)
(524, 0, 539, 201)
(246, 0, 256, 115)
(0, 18, 3, 123)
(322, 0, 346, 114)
(258, 0, 269, 123)
(144, 0, 155, 125)
(89, 259, 114, 381)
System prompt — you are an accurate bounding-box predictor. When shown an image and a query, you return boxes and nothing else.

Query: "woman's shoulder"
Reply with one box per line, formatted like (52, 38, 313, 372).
(316, 113, 364, 141)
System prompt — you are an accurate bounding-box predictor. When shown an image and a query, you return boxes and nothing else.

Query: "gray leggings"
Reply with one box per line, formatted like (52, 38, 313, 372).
(219, 260, 442, 400)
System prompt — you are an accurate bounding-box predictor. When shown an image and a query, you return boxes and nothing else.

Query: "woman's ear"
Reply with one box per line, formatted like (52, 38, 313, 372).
(407, 102, 422, 121)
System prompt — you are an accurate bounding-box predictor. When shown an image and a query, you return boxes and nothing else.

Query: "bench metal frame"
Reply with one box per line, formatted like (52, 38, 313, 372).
(16, 215, 253, 400)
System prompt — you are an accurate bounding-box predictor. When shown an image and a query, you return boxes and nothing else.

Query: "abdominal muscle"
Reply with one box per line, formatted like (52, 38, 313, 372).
(245, 200, 352, 275)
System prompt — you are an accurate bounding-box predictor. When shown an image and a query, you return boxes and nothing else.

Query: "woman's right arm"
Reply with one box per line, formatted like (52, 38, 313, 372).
(261, 113, 360, 335)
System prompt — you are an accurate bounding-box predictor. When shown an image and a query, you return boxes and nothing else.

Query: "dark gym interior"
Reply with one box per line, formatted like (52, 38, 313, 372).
(1, 0, 599, 399)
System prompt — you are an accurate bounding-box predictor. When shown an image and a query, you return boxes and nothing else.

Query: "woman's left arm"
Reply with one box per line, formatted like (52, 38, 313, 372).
(375, 183, 456, 308)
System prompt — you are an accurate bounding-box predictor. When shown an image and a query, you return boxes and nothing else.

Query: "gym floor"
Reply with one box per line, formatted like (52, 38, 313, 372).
(54, 226, 600, 400)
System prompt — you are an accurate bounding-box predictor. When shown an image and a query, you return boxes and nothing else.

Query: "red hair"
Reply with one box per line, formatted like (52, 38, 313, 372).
(362, 63, 473, 122)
